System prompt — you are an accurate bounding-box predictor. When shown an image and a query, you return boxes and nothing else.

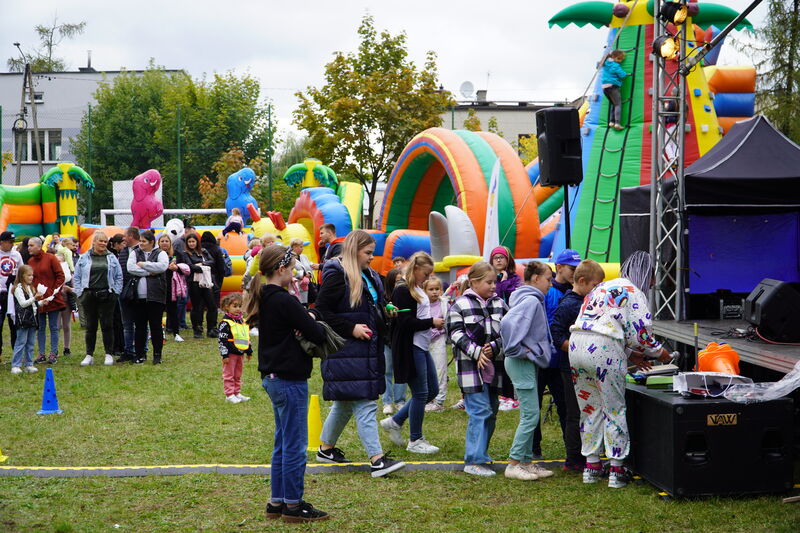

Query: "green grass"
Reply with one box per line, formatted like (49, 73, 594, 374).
(1, 325, 798, 532)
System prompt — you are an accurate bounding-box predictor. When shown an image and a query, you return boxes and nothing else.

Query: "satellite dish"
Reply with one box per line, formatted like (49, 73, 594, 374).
(459, 81, 475, 99)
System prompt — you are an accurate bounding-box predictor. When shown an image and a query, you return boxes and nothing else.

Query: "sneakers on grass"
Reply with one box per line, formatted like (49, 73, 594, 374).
(34, 355, 47, 364)
(425, 402, 445, 412)
(104, 354, 114, 366)
(80, 355, 93, 366)
(24, 366, 38, 373)
(380, 417, 405, 446)
(407, 438, 439, 454)
(370, 452, 406, 477)
(464, 464, 496, 477)
(583, 462, 603, 484)
(281, 501, 330, 523)
(608, 465, 629, 489)
(382, 403, 394, 415)
(225, 395, 241, 404)
(451, 399, 465, 410)
(525, 463, 553, 479)
(316, 446, 350, 464)
(236, 393, 250, 402)
(10, 366, 22, 375)
(505, 463, 538, 481)
(174, 334, 184, 342)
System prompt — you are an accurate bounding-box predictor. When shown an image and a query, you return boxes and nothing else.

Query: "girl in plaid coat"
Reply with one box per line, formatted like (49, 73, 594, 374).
(446, 261, 508, 477)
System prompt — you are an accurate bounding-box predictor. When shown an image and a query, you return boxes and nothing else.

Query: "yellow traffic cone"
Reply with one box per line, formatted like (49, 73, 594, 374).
(306, 394, 323, 452)
(0, 448, 8, 463)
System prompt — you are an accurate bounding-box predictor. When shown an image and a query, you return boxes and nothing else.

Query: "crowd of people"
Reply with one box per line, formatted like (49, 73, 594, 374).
(2, 220, 671, 524)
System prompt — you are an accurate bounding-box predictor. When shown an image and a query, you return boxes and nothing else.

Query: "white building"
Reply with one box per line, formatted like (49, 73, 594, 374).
(0, 65, 182, 185)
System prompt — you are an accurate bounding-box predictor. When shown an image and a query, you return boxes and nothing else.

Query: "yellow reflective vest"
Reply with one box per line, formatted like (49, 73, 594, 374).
(222, 318, 250, 352)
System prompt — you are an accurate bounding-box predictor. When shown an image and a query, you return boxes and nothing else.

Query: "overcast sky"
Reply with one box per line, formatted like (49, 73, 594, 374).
(5, 0, 768, 139)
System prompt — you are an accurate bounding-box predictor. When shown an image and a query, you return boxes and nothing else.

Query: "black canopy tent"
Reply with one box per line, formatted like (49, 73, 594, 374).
(620, 116, 800, 316)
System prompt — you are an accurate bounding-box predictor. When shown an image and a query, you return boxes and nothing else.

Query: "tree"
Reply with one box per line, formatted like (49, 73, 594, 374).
(294, 15, 453, 227)
(462, 108, 503, 137)
(70, 62, 274, 219)
(516, 134, 539, 166)
(8, 17, 86, 72)
(754, 0, 800, 141)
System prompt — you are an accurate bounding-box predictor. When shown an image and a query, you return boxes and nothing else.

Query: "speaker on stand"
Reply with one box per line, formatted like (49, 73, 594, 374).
(536, 107, 583, 248)
(744, 278, 800, 342)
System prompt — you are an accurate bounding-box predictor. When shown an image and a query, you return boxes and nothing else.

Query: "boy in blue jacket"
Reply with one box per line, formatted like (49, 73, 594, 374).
(602, 49, 628, 130)
(550, 259, 605, 472)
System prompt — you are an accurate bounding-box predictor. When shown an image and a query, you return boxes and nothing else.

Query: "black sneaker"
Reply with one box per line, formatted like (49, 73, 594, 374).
(34, 355, 47, 364)
(281, 501, 329, 523)
(370, 452, 406, 478)
(193, 331, 204, 339)
(133, 357, 146, 364)
(316, 446, 350, 464)
(117, 354, 133, 364)
(63, 348, 71, 357)
(207, 329, 219, 338)
(153, 354, 162, 365)
(266, 502, 283, 520)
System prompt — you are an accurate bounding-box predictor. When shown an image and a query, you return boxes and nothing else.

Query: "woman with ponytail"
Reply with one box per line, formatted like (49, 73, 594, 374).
(312, 230, 406, 477)
(379, 251, 444, 454)
(246, 244, 329, 523)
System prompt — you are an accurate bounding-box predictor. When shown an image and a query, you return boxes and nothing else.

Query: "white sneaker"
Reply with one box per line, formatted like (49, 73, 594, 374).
(382, 403, 394, 415)
(249, 327, 259, 337)
(380, 417, 405, 446)
(524, 463, 554, 479)
(425, 402, 445, 412)
(10, 366, 22, 375)
(236, 393, 250, 402)
(104, 354, 114, 366)
(24, 366, 38, 373)
(406, 438, 439, 454)
(464, 464, 496, 477)
(225, 395, 241, 404)
(80, 355, 93, 366)
(174, 334, 184, 342)
(505, 463, 538, 481)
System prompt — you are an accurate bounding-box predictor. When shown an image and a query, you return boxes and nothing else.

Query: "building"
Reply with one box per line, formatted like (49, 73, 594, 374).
(0, 64, 183, 185)
(439, 90, 575, 151)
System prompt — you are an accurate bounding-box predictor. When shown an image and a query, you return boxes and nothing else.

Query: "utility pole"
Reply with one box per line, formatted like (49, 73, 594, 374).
(268, 104, 273, 211)
(176, 105, 182, 209)
(26, 66, 44, 177)
(14, 64, 28, 185)
(87, 104, 93, 222)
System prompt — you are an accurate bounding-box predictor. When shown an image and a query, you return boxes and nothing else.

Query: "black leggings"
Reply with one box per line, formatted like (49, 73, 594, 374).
(80, 290, 117, 356)
(188, 282, 217, 333)
(132, 299, 164, 358)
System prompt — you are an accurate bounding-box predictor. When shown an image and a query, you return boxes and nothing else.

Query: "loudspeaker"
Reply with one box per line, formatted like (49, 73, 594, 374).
(744, 278, 800, 342)
(626, 384, 794, 497)
(536, 107, 583, 187)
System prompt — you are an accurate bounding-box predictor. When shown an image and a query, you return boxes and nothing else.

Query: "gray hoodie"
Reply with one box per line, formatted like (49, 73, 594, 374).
(500, 284, 554, 366)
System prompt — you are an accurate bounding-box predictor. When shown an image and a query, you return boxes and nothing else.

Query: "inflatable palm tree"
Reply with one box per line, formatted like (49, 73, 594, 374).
(283, 158, 338, 189)
(40, 162, 95, 237)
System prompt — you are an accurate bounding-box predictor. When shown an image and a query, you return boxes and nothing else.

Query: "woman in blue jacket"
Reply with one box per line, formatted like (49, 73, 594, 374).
(314, 230, 406, 478)
(73, 231, 123, 366)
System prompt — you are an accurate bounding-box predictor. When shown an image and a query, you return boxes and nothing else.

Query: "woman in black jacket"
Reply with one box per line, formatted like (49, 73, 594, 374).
(200, 231, 227, 335)
(313, 230, 405, 477)
(379, 251, 444, 454)
(126, 230, 168, 364)
(245, 244, 330, 523)
(184, 232, 216, 338)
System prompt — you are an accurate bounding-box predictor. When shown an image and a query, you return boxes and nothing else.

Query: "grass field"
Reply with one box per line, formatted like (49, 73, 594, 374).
(1, 325, 798, 532)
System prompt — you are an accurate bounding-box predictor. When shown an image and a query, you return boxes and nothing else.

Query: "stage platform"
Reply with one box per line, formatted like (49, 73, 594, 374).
(652, 320, 800, 374)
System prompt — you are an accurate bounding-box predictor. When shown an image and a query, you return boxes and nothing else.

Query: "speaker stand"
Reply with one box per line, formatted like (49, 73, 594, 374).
(563, 185, 571, 249)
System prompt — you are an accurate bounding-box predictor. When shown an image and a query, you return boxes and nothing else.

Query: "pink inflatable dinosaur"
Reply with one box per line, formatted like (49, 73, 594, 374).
(131, 169, 163, 229)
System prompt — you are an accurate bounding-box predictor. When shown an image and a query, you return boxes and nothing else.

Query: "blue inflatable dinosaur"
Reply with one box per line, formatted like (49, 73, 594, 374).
(225, 168, 258, 223)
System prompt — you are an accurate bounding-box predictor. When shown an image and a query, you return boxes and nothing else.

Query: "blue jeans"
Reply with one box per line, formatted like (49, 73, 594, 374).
(505, 357, 540, 463)
(12, 327, 37, 368)
(463, 384, 500, 465)
(120, 299, 146, 356)
(392, 346, 438, 441)
(37, 310, 60, 356)
(382, 345, 407, 405)
(176, 295, 189, 329)
(320, 399, 382, 458)
(263, 376, 308, 505)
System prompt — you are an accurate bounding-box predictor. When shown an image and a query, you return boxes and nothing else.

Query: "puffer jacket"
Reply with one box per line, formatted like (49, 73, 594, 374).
(315, 258, 386, 401)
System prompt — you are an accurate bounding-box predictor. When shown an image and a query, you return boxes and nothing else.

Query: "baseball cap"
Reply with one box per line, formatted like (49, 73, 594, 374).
(554, 248, 581, 267)
(0, 231, 15, 242)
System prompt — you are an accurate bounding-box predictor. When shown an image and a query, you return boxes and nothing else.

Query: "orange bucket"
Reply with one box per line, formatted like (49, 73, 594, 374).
(696, 342, 740, 375)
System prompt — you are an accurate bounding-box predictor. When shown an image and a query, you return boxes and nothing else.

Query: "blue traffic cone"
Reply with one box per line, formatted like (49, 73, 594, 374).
(37, 368, 63, 415)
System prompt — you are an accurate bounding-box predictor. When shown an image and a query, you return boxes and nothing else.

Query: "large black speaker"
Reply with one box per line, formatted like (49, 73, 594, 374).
(626, 384, 794, 497)
(744, 278, 800, 342)
(536, 107, 583, 187)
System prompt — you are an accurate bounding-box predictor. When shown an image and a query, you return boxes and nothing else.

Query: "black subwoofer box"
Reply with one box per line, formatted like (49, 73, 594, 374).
(744, 278, 800, 342)
(626, 384, 794, 497)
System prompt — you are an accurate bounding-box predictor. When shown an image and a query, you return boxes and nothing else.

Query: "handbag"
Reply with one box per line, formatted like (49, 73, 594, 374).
(120, 276, 139, 301)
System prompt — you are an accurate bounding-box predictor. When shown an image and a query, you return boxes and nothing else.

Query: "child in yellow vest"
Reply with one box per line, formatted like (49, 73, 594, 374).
(218, 292, 252, 403)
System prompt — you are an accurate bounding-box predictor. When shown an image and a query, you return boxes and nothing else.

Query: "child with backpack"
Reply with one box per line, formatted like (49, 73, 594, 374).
(499, 261, 556, 481)
(446, 261, 507, 477)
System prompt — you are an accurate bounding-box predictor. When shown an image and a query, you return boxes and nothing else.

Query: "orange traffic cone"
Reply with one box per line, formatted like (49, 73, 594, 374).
(697, 342, 740, 375)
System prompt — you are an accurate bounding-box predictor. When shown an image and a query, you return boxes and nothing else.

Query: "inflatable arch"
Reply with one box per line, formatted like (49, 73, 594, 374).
(378, 128, 541, 259)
